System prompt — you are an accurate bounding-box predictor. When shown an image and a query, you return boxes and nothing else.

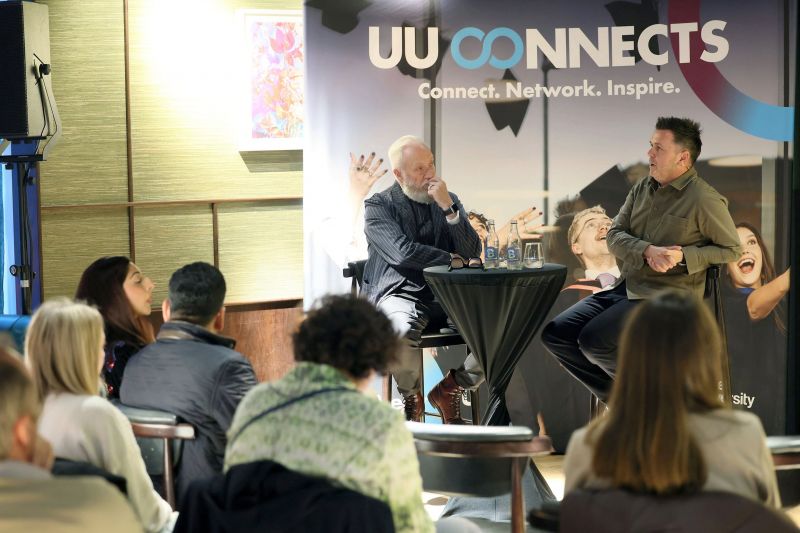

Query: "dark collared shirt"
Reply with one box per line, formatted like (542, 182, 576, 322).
(607, 168, 742, 299)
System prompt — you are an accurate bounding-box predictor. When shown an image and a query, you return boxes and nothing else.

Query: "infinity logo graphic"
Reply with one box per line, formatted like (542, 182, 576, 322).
(450, 27, 524, 70)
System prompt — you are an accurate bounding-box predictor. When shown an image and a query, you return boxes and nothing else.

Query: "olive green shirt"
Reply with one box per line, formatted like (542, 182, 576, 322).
(225, 362, 434, 533)
(607, 168, 741, 299)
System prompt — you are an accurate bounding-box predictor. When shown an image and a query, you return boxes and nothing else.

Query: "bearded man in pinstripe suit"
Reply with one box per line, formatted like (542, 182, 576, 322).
(362, 135, 484, 424)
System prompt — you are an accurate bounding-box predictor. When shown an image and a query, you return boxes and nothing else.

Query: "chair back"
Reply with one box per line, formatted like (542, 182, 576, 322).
(113, 401, 195, 509)
(559, 489, 798, 533)
(52, 457, 128, 495)
(343, 259, 368, 296)
(0, 314, 30, 354)
(408, 422, 552, 533)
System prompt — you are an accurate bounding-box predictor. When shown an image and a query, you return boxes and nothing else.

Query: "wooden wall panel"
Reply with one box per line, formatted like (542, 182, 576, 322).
(38, 0, 128, 206)
(222, 303, 302, 382)
(133, 206, 215, 303)
(217, 203, 303, 302)
(41, 209, 130, 299)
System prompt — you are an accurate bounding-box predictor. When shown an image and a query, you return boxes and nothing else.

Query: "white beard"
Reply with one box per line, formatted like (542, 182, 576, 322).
(399, 182, 433, 204)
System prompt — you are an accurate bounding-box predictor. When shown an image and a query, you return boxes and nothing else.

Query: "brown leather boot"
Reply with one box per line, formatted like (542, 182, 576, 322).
(427, 369, 467, 424)
(403, 392, 424, 422)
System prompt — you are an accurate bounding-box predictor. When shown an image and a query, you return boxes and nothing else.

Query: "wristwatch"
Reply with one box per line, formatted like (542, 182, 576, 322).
(443, 203, 458, 216)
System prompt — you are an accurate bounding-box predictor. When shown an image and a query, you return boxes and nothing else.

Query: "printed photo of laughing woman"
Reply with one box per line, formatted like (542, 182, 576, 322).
(724, 222, 791, 434)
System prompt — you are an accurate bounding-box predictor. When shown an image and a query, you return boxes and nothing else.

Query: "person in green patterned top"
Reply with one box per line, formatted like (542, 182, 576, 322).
(225, 294, 434, 533)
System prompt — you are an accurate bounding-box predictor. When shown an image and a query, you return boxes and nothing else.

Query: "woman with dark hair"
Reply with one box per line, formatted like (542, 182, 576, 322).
(225, 294, 436, 533)
(563, 291, 779, 507)
(724, 222, 790, 434)
(726, 222, 790, 328)
(75, 256, 155, 398)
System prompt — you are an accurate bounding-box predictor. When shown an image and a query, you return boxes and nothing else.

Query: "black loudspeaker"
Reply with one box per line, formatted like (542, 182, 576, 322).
(0, 1, 52, 139)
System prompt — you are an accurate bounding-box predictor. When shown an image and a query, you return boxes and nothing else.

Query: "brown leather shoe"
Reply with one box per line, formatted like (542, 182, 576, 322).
(427, 369, 467, 424)
(403, 392, 424, 422)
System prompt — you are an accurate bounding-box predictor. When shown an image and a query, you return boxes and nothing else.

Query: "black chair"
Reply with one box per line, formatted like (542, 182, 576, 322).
(52, 457, 128, 495)
(344, 259, 480, 423)
(589, 264, 730, 418)
(113, 402, 195, 509)
(529, 489, 798, 533)
(408, 421, 553, 533)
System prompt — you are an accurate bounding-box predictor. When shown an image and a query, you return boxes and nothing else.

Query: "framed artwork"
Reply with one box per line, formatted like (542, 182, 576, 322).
(238, 9, 304, 151)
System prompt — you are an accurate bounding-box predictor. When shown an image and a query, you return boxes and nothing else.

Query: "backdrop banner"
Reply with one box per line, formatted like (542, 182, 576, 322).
(303, 0, 795, 443)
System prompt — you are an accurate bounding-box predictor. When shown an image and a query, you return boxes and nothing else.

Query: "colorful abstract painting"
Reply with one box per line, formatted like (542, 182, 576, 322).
(240, 10, 303, 150)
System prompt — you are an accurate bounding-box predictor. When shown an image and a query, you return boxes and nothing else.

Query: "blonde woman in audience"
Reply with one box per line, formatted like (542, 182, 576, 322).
(563, 291, 780, 507)
(26, 299, 175, 533)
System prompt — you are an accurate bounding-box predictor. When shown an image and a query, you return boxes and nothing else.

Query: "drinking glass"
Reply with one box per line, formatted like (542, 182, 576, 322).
(524, 242, 544, 268)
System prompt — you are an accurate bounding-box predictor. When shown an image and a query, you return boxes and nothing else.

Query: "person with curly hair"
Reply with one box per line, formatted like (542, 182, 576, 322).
(224, 294, 434, 533)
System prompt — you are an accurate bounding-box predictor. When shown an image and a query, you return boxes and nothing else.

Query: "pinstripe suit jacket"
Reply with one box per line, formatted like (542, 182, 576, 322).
(362, 182, 481, 304)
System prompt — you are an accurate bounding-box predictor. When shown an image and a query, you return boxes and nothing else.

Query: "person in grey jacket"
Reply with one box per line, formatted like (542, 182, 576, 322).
(363, 135, 483, 423)
(121, 262, 257, 505)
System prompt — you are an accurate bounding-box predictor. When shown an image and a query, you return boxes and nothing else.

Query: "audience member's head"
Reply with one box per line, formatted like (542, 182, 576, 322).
(0, 349, 42, 463)
(591, 291, 723, 495)
(293, 294, 399, 381)
(164, 262, 226, 330)
(75, 256, 155, 345)
(26, 299, 105, 399)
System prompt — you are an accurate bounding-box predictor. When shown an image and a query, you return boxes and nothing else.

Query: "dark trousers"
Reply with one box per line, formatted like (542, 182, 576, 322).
(378, 293, 485, 396)
(540, 282, 640, 402)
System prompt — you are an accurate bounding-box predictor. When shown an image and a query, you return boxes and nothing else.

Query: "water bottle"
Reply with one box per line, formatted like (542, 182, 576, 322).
(484, 220, 500, 269)
(507, 220, 522, 270)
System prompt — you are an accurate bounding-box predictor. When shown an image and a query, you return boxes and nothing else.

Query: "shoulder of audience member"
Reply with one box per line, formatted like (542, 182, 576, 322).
(711, 408, 765, 430)
(565, 425, 593, 452)
(237, 379, 400, 424)
(63, 476, 143, 532)
(78, 395, 129, 426)
(216, 353, 256, 379)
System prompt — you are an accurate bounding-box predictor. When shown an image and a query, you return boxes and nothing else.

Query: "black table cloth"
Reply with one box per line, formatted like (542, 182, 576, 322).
(424, 264, 567, 426)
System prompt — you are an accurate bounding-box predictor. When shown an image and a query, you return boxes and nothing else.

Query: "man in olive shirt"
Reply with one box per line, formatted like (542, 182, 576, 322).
(541, 117, 741, 402)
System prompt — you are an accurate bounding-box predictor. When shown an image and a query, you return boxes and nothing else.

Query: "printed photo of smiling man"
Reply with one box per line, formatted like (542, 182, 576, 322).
(540, 116, 742, 403)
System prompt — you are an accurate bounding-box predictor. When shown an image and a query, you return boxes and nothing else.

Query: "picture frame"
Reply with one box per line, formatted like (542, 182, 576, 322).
(237, 9, 304, 151)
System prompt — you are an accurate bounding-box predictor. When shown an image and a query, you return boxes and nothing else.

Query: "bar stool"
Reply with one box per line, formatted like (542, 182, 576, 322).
(344, 260, 481, 423)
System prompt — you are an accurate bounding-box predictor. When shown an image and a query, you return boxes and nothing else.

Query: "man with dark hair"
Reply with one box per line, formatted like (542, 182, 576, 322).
(121, 262, 257, 504)
(541, 117, 741, 403)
